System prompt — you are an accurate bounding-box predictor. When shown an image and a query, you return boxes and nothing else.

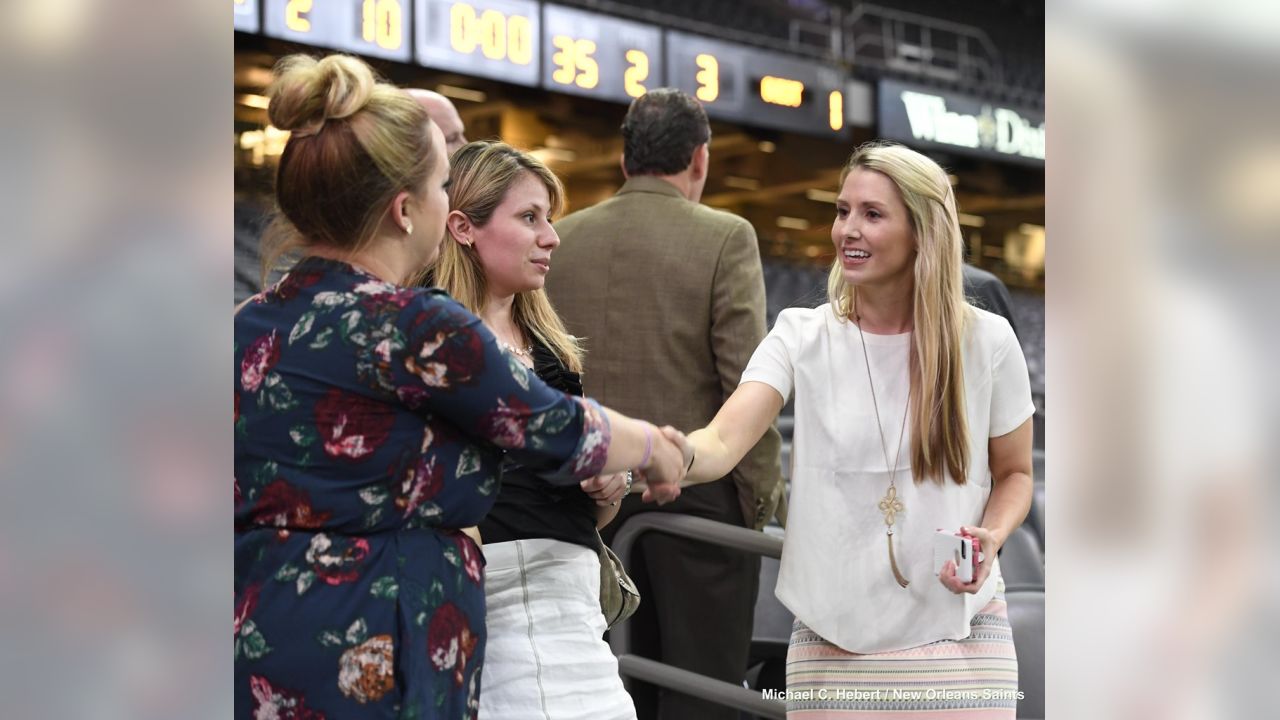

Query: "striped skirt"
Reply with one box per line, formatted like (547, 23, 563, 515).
(784, 589, 1019, 718)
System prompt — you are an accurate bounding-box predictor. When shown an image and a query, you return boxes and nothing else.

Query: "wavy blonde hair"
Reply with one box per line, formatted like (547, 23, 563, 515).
(260, 54, 439, 287)
(434, 141, 584, 373)
(827, 141, 972, 485)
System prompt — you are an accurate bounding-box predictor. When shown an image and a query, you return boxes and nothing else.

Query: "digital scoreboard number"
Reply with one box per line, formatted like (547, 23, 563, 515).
(665, 31, 747, 117)
(262, 0, 412, 63)
(666, 30, 847, 138)
(415, 0, 540, 87)
(539, 4, 662, 104)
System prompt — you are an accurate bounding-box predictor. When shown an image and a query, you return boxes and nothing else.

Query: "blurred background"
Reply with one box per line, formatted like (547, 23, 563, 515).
(0, 0, 1273, 718)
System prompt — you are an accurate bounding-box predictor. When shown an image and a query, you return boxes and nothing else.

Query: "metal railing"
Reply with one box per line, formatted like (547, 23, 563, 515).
(844, 3, 1003, 87)
(609, 513, 787, 720)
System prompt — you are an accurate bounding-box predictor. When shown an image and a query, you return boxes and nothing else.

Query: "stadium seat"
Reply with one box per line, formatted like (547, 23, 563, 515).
(999, 524, 1044, 588)
(1005, 588, 1045, 719)
(751, 526, 792, 647)
(1025, 480, 1045, 549)
(747, 525, 792, 701)
(1022, 449, 1045, 548)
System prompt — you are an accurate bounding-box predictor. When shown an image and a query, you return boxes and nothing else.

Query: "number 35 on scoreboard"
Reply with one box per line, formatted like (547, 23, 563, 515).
(539, 4, 663, 104)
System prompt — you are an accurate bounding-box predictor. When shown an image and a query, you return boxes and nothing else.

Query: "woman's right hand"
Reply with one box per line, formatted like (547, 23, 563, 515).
(638, 425, 686, 505)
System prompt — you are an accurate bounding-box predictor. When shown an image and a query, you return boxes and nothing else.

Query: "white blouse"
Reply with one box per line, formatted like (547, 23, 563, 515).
(741, 304, 1034, 653)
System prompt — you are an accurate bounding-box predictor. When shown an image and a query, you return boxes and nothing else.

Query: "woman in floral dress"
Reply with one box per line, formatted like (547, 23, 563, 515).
(234, 54, 685, 720)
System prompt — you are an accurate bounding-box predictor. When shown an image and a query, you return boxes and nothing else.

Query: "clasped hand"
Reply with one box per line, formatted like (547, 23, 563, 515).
(628, 425, 690, 506)
(579, 471, 628, 507)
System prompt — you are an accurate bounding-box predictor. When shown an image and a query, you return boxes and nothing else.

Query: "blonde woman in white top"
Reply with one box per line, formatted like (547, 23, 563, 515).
(668, 141, 1035, 718)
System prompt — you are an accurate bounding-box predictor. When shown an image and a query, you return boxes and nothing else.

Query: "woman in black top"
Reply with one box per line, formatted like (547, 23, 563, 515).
(435, 141, 639, 719)
(479, 343, 610, 547)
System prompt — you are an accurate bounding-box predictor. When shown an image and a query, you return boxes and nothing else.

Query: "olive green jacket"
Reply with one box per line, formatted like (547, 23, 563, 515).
(547, 176, 785, 529)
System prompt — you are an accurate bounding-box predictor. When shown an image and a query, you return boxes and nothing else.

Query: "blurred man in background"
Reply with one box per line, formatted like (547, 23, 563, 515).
(963, 263, 1020, 338)
(407, 88, 467, 155)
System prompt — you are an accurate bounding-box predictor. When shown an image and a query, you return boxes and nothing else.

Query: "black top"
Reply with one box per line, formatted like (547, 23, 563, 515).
(477, 341, 599, 551)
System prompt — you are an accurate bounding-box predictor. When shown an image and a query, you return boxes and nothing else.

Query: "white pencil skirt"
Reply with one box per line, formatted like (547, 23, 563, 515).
(479, 538, 637, 720)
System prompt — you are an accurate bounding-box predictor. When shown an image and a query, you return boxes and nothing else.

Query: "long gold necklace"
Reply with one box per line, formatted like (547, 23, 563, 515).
(856, 312, 912, 589)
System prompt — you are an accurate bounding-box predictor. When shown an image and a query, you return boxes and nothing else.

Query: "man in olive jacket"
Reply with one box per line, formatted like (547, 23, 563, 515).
(546, 88, 783, 720)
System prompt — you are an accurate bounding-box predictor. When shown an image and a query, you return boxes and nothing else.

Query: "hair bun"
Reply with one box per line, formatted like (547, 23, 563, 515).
(267, 54, 376, 134)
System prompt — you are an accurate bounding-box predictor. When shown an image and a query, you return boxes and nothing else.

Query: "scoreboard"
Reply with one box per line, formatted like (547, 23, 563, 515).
(242, 0, 853, 138)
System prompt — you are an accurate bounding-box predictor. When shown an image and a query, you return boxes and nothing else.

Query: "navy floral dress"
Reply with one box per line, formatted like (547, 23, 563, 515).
(234, 257, 610, 719)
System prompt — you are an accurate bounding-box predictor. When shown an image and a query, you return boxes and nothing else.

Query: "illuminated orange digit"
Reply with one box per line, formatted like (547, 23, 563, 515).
(376, 0, 403, 50)
(695, 54, 719, 102)
(551, 35, 575, 85)
(286, 0, 312, 32)
(828, 90, 844, 131)
(479, 9, 506, 60)
(451, 3, 476, 53)
(575, 39, 598, 89)
(624, 49, 648, 97)
(508, 15, 533, 65)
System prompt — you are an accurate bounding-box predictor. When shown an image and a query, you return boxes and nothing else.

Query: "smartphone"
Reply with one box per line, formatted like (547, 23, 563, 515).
(933, 530, 975, 583)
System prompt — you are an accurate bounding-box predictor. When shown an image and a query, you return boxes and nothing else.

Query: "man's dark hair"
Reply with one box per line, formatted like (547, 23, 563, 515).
(621, 88, 711, 176)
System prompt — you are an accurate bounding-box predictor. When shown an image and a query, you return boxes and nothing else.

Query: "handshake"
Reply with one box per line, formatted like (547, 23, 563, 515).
(636, 424, 694, 505)
(580, 423, 694, 507)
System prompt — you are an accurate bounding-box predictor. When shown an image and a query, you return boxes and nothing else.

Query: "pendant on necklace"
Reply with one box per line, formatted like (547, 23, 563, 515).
(878, 485, 904, 526)
(879, 486, 910, 588)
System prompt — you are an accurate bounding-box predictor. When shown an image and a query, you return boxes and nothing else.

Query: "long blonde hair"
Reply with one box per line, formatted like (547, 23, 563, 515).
(434, 141, 584, 373)
(827, 141, 972, 485)
(260, 54, 439, 288)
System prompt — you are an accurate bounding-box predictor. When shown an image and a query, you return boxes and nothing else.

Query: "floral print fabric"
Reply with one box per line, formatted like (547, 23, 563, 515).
(235, 257, 609, 719)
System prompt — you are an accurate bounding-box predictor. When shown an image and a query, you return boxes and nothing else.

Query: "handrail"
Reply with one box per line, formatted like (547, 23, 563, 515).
(617, 654, 787, 720)
(608, 513, 786, 718)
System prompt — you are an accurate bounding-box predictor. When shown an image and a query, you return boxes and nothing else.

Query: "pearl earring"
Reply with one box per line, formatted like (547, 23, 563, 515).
(405, 222, 414, 235)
